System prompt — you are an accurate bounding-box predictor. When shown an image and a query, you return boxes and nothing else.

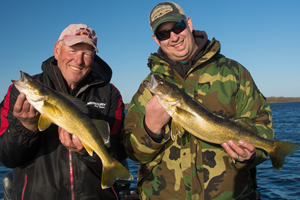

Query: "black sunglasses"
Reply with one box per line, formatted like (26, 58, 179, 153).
(155, 20, 187, 41)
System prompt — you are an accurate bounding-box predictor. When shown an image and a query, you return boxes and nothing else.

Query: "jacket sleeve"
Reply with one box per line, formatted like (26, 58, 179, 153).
(121, 77, 171, 164)
(105, 83, 127, 161)
(0, 84, 41, 168)
(234, 66, 274, 169)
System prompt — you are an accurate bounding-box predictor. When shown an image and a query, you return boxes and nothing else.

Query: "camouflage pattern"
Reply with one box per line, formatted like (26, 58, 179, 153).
(122, 38, 274, 200)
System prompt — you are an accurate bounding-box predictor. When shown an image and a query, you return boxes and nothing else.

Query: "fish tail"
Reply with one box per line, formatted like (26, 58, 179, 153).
(269, 140, 300, 171)
(101, 158, 133, 189)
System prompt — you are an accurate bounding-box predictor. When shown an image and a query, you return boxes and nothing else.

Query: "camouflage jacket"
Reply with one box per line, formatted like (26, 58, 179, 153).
(122, 38, 274, 200)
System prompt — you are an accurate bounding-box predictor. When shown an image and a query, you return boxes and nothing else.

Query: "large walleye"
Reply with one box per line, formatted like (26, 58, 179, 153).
(143, 74, 299, 171)
(12, 71, 133, 188)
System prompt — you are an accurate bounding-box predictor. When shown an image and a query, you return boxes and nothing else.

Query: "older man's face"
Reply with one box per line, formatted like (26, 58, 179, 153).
(54, 42, 95, 90)
(153, 17, 197, 62)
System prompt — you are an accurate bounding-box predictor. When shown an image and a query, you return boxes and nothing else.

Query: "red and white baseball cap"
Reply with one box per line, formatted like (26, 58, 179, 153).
(58, 24, 98, 52)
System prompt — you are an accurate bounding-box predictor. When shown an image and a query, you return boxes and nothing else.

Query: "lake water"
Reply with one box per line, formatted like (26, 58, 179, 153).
(0, 102, 299, 199)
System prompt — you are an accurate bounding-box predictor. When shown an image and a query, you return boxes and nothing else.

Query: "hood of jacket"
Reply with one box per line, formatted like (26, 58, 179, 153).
(40, 55, 112, 95)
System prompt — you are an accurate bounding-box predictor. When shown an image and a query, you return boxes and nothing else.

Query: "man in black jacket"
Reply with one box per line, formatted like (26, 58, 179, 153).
(0, 23, 127, 199)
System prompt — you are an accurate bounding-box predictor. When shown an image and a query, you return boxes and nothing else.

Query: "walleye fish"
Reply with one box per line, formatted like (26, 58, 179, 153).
(143, 74, 299, 171)
(12, 71, 133, 188)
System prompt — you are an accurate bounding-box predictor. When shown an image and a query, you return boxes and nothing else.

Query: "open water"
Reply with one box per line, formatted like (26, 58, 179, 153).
(0, 102, 299, 199)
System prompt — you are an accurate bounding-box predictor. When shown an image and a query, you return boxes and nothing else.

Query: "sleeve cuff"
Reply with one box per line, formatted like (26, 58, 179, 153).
(143, 117, 165, 143)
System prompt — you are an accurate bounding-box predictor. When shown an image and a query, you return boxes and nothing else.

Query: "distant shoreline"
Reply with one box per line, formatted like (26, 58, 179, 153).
(124, 97, 300, 109)
(266, 97, 300, 104)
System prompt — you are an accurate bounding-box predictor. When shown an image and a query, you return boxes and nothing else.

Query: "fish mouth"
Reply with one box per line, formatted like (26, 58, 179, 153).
(149, 74, 158, 90)
(11, 71, 27, 85)
(143, 74, 159, 92)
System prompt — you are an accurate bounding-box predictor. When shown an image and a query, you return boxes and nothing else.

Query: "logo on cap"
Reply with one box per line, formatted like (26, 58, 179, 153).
(75, 28, 93, 40)
(150, 5, 173, 23)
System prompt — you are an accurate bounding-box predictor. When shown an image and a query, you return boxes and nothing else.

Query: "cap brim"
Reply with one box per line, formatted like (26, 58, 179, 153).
(152, 14, 183, 33)
(63, 37, 98, 52)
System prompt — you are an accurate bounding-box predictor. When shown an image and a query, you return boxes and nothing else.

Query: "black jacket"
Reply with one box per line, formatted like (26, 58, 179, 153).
(0, 55, 127, 200)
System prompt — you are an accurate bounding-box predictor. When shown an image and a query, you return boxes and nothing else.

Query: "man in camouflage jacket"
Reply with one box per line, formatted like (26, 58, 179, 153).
(122, 2, 273, 200)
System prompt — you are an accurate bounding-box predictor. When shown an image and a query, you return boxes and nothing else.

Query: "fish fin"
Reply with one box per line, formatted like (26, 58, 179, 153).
(38, 115, 53, 131)
(82, 142, 94, 156)
(170, 131, 176, 141)
(171, 120, 185, 138)
(175, 106, 196, 118)
(170, 106, 194, 140)
(269, 140, 300, 171)
(92, 119, 111, 148)
(58, 92, 89, 115)
(101, 157, 133, 189)
(231, 117, 260, 135)
(42, 101, 63, 118)
(158, 99, 181, 107)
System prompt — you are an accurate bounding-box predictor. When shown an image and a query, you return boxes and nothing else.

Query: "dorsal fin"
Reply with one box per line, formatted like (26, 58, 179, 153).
(92, 119, 111, 148)
(59, 92, 88, 114)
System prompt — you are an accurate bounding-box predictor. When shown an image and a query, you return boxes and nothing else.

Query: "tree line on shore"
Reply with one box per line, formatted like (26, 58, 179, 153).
(266, 97, 300, 104)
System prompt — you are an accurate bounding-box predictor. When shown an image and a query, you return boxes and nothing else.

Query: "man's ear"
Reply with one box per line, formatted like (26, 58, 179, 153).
(152, 34, 161, 47)
(54, 42, 60, 60)
(185, 17, 193, 33)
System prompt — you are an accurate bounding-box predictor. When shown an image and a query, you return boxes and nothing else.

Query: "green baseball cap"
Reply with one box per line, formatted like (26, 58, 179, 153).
(149, 2, 186, 33)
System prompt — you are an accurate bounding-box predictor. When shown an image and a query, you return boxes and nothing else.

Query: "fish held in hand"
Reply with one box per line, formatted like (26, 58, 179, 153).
(143, 74, 300, 171)
(12, 71, 133, 188)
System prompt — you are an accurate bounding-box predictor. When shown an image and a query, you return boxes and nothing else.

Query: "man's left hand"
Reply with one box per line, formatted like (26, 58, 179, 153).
(58, 127, 86, 154)
(221, 140, 256, 163)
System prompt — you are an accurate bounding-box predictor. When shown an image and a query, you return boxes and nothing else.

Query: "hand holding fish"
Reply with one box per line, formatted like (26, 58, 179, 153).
(58, 127, 86, 154)
(145, 95, 171, 134)
(221, 140, 256, 163)
(13, 93, 40, 132)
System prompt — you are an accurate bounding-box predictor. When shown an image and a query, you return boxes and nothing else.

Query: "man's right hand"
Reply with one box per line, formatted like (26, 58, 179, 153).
(145, 95, 171, 134)
(13, 93, 40, 132)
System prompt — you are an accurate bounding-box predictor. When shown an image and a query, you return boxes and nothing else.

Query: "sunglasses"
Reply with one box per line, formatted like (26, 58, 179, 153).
(155, 20, 187, 41)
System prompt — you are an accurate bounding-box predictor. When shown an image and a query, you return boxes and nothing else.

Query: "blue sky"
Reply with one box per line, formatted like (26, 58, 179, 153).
(0, 0, 299, 103)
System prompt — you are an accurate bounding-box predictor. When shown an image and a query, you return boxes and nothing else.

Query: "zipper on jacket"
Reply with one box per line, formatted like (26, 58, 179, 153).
(69, 150, 75, 200)
(111, 186, 118, 200)
(53, 68, 75, 200)
(21, 173, 27, 200)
